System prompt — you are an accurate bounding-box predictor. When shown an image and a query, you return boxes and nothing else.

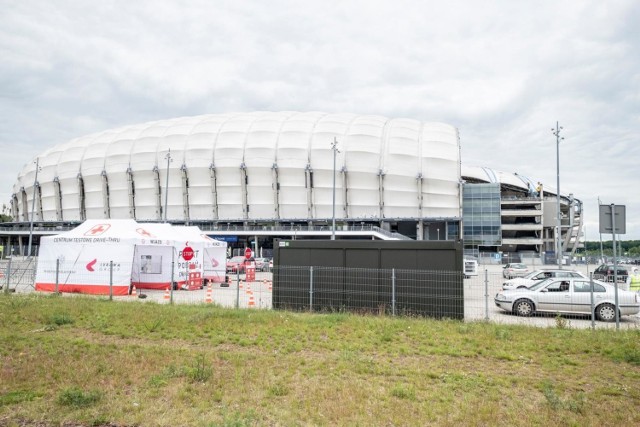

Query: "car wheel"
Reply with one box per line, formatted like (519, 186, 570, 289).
(596, 303, 617, 322)
(513, 299, 534, 317)
(517, 285, 527, 289)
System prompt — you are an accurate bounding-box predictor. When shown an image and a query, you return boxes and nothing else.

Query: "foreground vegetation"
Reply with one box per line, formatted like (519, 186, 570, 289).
(1, 294, 639, 426)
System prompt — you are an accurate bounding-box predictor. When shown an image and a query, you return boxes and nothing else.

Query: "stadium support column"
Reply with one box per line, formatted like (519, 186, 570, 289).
(378, 169, 385, 220)
(101, 170, 111, 219)
(416, 173, 424, 241)
(305, 164, 313, 220)
(209, 164, 218, 220)
(53, 177, 63, 221)
(153, 165, 162, 221)
(240, 163, 248, 220)
(272, 163, 280, 219)
(180, 164, 190, 225)
(341, 167, 348, 219)
(77, 173, 86, 221)
(127, 167, 136, 220)
(11, 194, 19, 220)
(20, 188, 28, 222)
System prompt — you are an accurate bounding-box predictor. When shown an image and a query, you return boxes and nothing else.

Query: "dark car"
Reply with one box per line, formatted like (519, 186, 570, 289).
(593, 264, 629, 284)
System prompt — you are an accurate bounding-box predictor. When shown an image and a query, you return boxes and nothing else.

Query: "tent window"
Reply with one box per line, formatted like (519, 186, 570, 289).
(140, 255, 163, 274)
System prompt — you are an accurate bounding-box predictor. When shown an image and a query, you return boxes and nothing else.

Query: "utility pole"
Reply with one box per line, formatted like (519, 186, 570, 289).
(598, 196, 604, 262)
(27, 158, 40, 258)
(331, 138, 339, 240)
(552, 122, 564, 268)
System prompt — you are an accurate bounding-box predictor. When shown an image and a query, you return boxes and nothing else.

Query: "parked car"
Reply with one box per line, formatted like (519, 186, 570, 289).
(502, 269, 587, 290)
(593, 264, 630, 285)
(226, 256, 254, 274)
(494, 277, 640, 321)
(254, 257, 268, 271)
(502, 263, 529, 279)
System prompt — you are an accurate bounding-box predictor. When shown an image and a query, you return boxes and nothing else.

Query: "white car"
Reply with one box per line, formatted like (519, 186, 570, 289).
(495, 277, 640, 321)
(502, 269, 587, 290)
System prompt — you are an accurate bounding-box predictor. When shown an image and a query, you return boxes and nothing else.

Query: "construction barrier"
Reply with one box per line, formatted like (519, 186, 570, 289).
(205, 283, 213, 303)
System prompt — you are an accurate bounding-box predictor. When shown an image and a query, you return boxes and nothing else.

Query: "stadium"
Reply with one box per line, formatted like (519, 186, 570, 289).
(1, 111, 582, 261)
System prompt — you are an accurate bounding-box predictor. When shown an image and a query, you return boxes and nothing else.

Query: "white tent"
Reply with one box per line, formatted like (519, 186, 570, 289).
(35, 219, 176, 295)
(140, 224, 227, 290)
(171, 226, 227, 285)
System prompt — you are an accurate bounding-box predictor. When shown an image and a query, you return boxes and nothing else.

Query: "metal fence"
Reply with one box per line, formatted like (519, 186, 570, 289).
(2, 258, 639, 330)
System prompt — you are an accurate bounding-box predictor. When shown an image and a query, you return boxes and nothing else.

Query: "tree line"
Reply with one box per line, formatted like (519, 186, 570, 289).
(584, 240, 640, 257)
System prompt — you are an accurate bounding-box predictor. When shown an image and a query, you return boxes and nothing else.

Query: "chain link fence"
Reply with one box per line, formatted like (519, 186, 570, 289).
(3, 258, 639, 329)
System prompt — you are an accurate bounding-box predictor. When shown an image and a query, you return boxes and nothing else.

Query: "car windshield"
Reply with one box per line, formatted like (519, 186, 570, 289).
(528, 278, 556, 291)
(521, 271, 542, 279)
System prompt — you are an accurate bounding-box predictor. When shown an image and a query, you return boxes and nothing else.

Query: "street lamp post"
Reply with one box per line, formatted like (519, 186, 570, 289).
(164, 149, 172, 223)
(552, 122, 564, 268)
(27, 157, 40, 258)
(331, 138, 339, 240)
(598, 196, 604, 263)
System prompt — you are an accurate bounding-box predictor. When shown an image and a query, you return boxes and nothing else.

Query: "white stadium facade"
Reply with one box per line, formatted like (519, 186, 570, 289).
(1, 112, 582, 261)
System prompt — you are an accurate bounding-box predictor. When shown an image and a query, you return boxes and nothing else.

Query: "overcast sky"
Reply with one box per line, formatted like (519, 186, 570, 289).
(1, 0, 639, 240)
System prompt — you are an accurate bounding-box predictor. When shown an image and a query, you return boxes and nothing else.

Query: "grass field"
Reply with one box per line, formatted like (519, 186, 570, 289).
(1, 293, 639, 426)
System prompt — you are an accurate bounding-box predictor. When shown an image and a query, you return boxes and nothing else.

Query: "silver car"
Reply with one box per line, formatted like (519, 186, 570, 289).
(502, 269, 587, 290)
(502, 263, 529, 279)
(495, 277, 640, 321)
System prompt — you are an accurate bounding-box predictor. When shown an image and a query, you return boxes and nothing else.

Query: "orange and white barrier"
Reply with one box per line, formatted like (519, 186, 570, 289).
(205, 283, 213, 304)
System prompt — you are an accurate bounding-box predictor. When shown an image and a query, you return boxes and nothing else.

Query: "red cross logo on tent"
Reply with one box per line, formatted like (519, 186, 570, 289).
(136, 228, 154, 237)
(84, 224, 111, 236)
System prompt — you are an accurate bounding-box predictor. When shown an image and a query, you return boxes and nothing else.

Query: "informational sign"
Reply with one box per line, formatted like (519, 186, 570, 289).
(599, 204, 626, 234)
(210, 235, 238, 243)
(244, 247, 252, 259)
(182, 246, 194, 261)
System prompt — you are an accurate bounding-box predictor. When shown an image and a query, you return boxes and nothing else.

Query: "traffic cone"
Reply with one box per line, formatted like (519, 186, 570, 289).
(239, 280, 244, 289)
(131, 285, 137, 297)
(163, 287, 170, 301)
(247, 290, 256, 308)
(205, 283, 213, 304)
(268, 281, 272, 291)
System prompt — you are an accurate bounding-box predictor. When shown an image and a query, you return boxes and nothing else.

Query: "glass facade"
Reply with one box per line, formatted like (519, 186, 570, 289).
(463, 183, 501, 246)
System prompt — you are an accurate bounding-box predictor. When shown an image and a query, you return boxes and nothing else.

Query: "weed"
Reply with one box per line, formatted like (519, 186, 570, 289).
(267, 382, 289, 397)
(390, 383, 416, 400)
(214, 409, 257, 427)
(608, 346, 640, 365)
(554, 314, 570, 329)
(187, 354, 212, 383)
(494, 328, 511, 340)
(0, 390, 39, 406)
(148, 375, 168, 388)
(541, 381, 585, 413)
(57, 387, 101, 408)
(91, 415, 111, 426)
(541, 381, 563, 410)
(144, 318, 164, 332)
(48, 312, 74, 326)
